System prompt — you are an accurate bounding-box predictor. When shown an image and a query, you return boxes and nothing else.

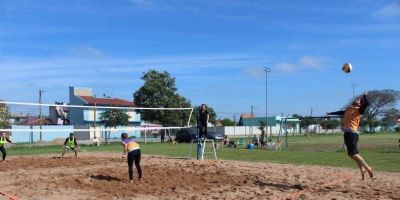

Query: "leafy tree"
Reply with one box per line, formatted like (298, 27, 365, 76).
(99, 109, 129, 128)
(133, 70, 192, 126)
(0, 101, 10, 128)
(318, 118, 340, 130)
(293, 114, 317, 129)
(220, 118, 235, 126)
(381, 108, 400, 131)
(99, 109, 129, 142)
(363, 90, 400, 132)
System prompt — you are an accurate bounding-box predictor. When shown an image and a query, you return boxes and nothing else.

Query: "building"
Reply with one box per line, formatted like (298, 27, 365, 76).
(238, 114, 301, 135)
(68, 87, 141, 140)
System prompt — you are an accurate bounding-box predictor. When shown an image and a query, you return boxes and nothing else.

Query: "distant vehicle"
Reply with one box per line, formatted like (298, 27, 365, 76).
(174, 129, 224, 143)
(174, 129, 195, 143)
(206, 131, 224, 142)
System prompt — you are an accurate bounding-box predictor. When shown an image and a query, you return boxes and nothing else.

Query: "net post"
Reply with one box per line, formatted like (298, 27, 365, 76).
(187, 108, 194, 127)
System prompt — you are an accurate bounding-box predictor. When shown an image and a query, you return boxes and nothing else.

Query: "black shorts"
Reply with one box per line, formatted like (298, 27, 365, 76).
(344, 132, 359, 156)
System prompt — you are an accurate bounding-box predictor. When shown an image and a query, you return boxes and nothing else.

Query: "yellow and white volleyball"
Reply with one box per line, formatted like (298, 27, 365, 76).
(342, 63, 352, 73)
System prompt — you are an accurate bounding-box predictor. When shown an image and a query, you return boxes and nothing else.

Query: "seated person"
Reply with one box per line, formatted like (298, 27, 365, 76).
(221, 135, 230, 148)
(247, 142, 255, 149)
(92, 136, 100, 147)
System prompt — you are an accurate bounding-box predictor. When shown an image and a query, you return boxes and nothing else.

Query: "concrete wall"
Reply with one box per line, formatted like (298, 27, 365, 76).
(209, 126, 342, 137)
(210, 126, 281, 137)
(10, 125, 141, 143)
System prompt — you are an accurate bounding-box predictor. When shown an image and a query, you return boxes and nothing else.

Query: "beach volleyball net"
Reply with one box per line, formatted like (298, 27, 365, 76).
(0, 101, 194, 145)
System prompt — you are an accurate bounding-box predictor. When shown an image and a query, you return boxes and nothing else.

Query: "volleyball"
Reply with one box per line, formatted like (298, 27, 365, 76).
(342, 63, 352, 73)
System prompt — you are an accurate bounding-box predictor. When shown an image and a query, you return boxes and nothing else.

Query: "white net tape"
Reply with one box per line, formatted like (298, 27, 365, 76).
(0, 101, 194, 143)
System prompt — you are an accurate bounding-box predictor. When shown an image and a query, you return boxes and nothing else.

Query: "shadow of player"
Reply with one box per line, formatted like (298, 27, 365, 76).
(90, 175, 122, 181)
(254, 180, 306, 191)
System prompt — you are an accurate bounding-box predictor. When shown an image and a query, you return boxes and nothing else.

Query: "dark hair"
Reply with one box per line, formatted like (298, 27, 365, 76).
(69, 133, 74, 136)
(121, 133, 128, 139)
(200, 104, 207, 111)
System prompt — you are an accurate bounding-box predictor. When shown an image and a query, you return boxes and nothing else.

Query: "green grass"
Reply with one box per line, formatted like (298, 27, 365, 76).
(7, 133, 400, 172)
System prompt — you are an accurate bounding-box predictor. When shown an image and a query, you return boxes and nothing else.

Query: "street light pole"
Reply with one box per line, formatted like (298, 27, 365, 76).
(264, 67, 271, 137)
(39, 89, 44, 141)
(352, 83, 357, 98)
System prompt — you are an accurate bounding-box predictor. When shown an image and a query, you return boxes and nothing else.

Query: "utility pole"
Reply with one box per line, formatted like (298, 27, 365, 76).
(233, 114, 236, 136)
(251, 105, 254, 135)
(352, 83, 357, 98)
(311, 108, 313, 117)
(39, 89, 44, 141)
(94, 95, 97, 138)
(264, 67, 271, 137)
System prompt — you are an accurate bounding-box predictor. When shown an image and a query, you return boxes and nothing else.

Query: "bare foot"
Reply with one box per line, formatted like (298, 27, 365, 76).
(367, 167, 374, 178)
(129, 180, 133, 183)
(361, 170, 366, 180)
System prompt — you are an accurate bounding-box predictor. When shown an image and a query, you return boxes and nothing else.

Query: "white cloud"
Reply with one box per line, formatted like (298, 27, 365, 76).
(71, 46, 105, 59)
(129, 0, 154, 7)
(245, 68, 266, 77)
(299, 56, 324, 69)
(276, 63, 296, 73)
(374, 2, 400, 18)
(275, 56, 326, 73)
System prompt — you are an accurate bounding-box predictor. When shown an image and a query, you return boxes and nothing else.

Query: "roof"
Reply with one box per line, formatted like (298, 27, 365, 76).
(240, 114, 256, 119)
(23, 118, 53, 125)
(240, 117, 278, 126)
(78, 96, 135, 107)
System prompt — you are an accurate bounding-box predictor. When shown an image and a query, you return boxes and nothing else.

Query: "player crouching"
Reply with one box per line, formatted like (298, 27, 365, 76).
(61, 133, 79, 159)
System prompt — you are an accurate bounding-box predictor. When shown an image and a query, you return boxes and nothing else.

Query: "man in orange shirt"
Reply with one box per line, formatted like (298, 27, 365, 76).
(327, 92, 373, 180)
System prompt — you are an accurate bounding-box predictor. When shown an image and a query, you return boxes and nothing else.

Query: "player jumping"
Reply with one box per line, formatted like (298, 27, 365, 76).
(327, 92, 373, 180)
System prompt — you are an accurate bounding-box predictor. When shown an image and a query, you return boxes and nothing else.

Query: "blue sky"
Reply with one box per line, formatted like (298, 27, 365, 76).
(1, 0, 400, 119)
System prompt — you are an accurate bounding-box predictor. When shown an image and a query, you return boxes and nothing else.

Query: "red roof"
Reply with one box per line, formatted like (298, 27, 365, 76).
(240, 114, 256, 119)
(24, 118, 53, 125)
(78, 96, 135, 107)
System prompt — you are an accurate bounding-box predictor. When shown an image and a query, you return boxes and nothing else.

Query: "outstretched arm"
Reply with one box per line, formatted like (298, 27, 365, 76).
(327, 110, 345, 116)
(359, 92, 370, 115)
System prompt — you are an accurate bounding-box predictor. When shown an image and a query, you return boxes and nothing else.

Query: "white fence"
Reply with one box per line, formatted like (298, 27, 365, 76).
(209, 126, 342, 137)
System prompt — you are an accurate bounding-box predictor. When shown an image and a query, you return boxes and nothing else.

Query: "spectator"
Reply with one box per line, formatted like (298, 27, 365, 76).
(251, 134, 259, 147)
(93, 136, 100, 147)
(160, 130, 165, 143)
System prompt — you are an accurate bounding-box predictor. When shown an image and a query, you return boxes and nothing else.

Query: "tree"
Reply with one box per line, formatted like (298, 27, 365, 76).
(381, 108, 400, 131)
(0, 101, 10, 128)
(220, 118, 235, 126)
(318, 118, 340, 130)
(293, 114, 317, 129)
(363, 90, 400, 132)
(99, 109, 129, 142)
(100, 109, 129, 128)
(133, 70, 192, 126)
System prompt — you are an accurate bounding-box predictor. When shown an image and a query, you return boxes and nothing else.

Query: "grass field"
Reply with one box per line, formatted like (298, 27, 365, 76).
(7, 133, 400, 172)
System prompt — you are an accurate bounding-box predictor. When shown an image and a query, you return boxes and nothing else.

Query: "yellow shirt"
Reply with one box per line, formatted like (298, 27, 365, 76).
(342, 106, 361, 132)
(122, 138, 140, 152)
